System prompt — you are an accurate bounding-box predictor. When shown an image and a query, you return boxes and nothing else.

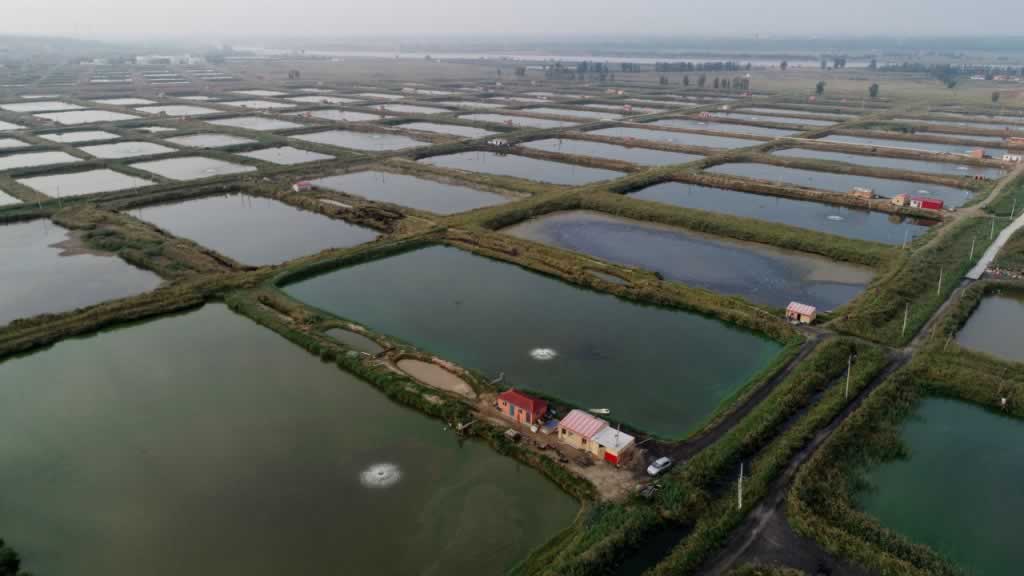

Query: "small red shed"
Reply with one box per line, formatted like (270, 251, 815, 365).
(909, 197, 944, 211)
(497, 389, 548, 426)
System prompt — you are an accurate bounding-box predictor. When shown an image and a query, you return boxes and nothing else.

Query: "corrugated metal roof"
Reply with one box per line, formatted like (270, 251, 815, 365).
(593, 427, 635, 452)
(559, 409, 607, 439)
(787, 302, 817, 316)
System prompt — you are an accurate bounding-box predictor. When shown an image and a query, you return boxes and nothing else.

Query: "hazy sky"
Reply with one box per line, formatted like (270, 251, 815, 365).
(1, 0, 1019, 39)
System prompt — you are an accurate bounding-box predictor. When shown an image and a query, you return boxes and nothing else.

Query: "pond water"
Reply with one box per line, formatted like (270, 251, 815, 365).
(651, 118, 796, 138)
(526, 107, 624, 120)
(741, 107, 856, 119)
(0, 120, 23, 131)
(378, 104, 449, 115)
(207, 116, 303, 132)
(628, 181, 933, 245)
(232, 89, 288, 97)
(400, 122, 495, 138)
(313, 171, 510, 214)
(164, 133, 256, 148)
(421, 151, 623, 185)
(522, 138, 702, 166)
(136, 105, 221, 117)
(130, 156, 256, 181)
(18, 169, 153, 198)
(956, 292, 1024, 363)
(287, 96, 363, 105)
(857, 397, 1024, 576)
(0, 190, 21, 206)
(706, 162, 972, 208)
(35, 110, 140, 125)
(892, 117, 1024, 133)
(80, 141, 176, 159)
(0, 304, 577, 576)
(356, 92, 405, 100)
(438, 100, 506, 110)
(773, 148, 1007, 179)
(304, 109, 383, 123)
(589, 126, 763, 149)
(39, 130, 119, 144)
(505, 211, 873, 310)
(133, 193, 378, 265)
(284, 245, 783, 437)
(0, 138, 26, 149)
(292, 130, 426, 151)
(238, 146, 334, 165)
(712, 112, 837, 127)
(94, 97, 156, 106)
(1, 101, 83, 113)
(820, 134, 1008, 157)
(460, 113, 578, 129)
(221, 100, 296, 110)
(0, 151, 81, 171)
(325, 328, 385, 354)
(0, 219, 160, 326)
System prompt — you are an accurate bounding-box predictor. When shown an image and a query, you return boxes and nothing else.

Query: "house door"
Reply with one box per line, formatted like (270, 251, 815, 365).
(509, 404, 515, 417)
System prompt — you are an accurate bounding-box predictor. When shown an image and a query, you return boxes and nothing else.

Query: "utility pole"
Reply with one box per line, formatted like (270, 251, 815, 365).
(846, 354, 852, 399)
(738, 462, 744, 510)
(937, 267, 943, 297)
(970, 237, 977, 261)
(902, 228, 910, 249)
(992, 216, 997, 240)
(901, 302, 910, 338)
(1012, 198, 1018, 220)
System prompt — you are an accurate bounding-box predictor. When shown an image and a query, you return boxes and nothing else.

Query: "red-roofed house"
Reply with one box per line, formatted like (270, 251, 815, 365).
(786, 302, 817, 324)
(497, 389, 548, 426)
(557, 409, 608, 455)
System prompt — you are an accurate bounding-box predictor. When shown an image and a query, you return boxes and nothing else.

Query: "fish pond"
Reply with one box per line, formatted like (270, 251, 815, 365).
(35, 110, 140, 125)
(820, 134, 1008, 157)
(130, 156, 257, 181)
(773, 148, 1006, 179)
(706, 162, 972, 208)
(589, 126, 763, 149)
(857, 397, 1024, 576)
(18, 169, 153, 198)
(238, 146, 334, 165)
(292, 130, 426, 151)
(522, 138, 702, 166)
(421, 151, 623, 185)
(164, 133, 256, 148)
(284, 245, 783, 437)
(40, 130, 119, 144)
(0, 219, 160, 326)
(400, 122, 495, 138)
(0, 151, 81, 172)
(652, 118, 796, 138)
(207, 116, 303, 132)
(313, 171, 510, 214)
(0, 304, 577, 576)
(133, 193, 378, 265)
(460, 113, 578, 129)
(80, 141, 176, 159)
(505, 211, 873, 310)
(627, 181, 933, 245)
(955, 292, 1024, 363)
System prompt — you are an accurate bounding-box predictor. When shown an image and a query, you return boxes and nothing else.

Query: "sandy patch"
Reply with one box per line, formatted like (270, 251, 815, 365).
(397, 359, 476, 399)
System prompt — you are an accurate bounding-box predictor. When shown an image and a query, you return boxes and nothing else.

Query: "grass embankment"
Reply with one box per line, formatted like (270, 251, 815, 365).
(644, 341, 890, 575)
(831, 214, 1006, 346)
(786, 355, 1024, 576)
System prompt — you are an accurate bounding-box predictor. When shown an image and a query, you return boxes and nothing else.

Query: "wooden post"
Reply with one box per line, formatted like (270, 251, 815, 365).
(970, 237, 976, 261)
(937, 267, 943, 297)
(738, 462, 744, 511)
(901, 303, 910, 338)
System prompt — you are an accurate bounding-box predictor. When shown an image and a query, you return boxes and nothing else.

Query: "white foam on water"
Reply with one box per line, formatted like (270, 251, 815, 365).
(827, 215, 844, 221)
(530, 348, 558, 361)
(360, 463, 402, 488)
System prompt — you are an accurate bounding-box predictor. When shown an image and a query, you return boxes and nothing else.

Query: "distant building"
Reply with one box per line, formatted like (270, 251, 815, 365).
(910, 197, 944, 211)
(292, 181, 313, 192)
(968, 148, 987, 159)
(786, 302, 817, 324)
(1004, 153, 1024, 163)
(497, 389, 548, 426)
(891, 193, 909, 207)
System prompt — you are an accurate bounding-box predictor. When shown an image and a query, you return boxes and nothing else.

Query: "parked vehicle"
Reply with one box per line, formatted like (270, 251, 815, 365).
(647, 456, 673, 476)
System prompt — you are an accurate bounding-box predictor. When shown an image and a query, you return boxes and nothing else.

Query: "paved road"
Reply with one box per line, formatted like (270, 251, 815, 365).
(966, 208, 1024, 279)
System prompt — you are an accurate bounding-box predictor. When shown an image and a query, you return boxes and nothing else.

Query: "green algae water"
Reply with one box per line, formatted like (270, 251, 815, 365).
(285, 246, 783, 437)
(0, 305, 576, 576)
